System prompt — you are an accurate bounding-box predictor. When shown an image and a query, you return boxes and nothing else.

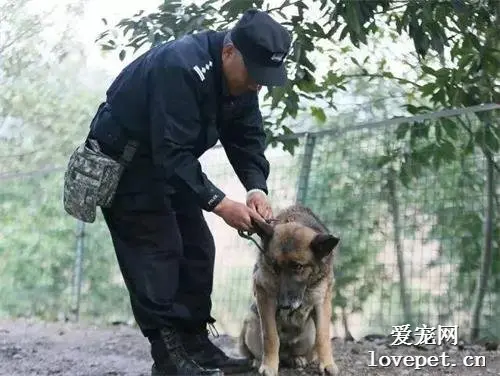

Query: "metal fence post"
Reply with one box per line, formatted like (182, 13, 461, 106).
(295, 133, 317, 205)
(71, 219, 85, 322)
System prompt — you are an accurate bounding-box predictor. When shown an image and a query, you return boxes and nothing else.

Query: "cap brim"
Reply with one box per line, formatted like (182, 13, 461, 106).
(244, 58, 288, 87)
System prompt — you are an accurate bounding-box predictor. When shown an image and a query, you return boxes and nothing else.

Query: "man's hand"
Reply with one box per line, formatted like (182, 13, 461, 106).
(246, 189, 273, 220)
(213, 197, 264, 231)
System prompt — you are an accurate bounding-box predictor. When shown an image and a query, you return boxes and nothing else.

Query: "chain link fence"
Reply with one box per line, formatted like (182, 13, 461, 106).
(1, 104, 499, 341)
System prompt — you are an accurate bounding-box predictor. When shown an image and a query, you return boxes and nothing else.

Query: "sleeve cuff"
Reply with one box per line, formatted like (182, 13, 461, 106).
(203, 186, 226, 212)
(246, 188, 267, 200)
(241, 172, 268, 196)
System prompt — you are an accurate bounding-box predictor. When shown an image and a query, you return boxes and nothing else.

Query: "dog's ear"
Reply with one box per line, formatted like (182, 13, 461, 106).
(251, 218, 274, 241)
(310, 234, 340, 260)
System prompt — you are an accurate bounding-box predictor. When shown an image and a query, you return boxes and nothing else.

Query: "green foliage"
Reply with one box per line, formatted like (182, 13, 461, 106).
(302, 109, 499, 337)
(305, 132, 388, 319)
(0, 0, 107, 176)
(1, 0, 498, 341)
(0, 0, 132, 322)
(298, 72, 499, 337)
(96, 0, 498, 155)
(0, 173, 132, 322)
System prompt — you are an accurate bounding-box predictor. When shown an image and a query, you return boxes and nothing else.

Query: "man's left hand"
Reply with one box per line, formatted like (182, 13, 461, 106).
(246, 190, 273, 221)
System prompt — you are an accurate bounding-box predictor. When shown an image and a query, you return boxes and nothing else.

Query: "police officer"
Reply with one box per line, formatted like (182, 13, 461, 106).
(88, 8, 291, 376)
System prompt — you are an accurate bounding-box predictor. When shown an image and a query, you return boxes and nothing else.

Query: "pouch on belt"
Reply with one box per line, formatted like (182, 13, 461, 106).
(63, 104, 139, 223)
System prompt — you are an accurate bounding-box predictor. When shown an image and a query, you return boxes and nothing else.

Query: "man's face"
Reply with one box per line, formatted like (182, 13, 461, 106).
(222, 45, 261, 96)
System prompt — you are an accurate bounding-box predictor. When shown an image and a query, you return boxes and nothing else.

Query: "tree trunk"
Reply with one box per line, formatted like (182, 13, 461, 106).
(470, 147, 495, 341)
(387, 168, 412, 325)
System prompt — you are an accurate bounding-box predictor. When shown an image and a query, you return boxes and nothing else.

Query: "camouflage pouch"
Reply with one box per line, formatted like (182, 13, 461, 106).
(63, 138, 138, 223)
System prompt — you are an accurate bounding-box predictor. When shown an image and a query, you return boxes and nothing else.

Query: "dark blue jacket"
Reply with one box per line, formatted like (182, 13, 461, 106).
(89, 30, 270, 211)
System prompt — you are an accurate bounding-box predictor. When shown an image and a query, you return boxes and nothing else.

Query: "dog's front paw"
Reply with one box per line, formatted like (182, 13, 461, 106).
(258, 363, 278, 376)
(290, 356, 308, 369)
(318, 360, 339, 375)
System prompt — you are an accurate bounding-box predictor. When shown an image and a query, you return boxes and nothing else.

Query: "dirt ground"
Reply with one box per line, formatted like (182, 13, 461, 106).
(1, 318, 500, 376)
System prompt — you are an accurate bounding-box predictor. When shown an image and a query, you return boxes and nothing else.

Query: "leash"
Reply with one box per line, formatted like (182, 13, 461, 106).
(238, 229, 266, 253)
(237, 218, 279, 254)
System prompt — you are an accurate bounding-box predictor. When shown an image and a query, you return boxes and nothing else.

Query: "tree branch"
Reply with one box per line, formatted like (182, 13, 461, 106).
(374, 4, 406, 14)
(455, 117, 500, 173)
(266, 0, 296, 14)
(343, 73, 423, 88)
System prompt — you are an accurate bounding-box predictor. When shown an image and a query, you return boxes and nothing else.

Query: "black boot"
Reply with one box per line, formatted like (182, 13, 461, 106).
(182, 323, 253, 374)
(150, 325, 224, 376)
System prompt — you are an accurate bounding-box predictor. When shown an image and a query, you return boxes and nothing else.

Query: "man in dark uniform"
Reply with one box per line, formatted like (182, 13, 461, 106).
(87, 8, 291, 376)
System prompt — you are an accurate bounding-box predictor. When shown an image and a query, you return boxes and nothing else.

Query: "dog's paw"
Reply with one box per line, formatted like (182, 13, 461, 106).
(258, 363, 278, 376)
(290, 356, 308, 369)
(318, 361, 339, 375)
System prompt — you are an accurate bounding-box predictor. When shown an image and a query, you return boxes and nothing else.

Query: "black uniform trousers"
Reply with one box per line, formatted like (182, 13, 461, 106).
(101, 190, 216, 340)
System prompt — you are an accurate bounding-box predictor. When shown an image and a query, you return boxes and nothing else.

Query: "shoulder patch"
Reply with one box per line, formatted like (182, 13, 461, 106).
(192, 60, 213, 82)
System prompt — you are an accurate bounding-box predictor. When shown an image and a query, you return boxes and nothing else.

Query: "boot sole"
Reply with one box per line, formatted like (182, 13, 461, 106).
(151, 364, 224, 376)
(195, 361, 252, 375)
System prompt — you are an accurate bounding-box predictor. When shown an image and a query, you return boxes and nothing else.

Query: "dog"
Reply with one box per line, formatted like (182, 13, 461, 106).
(238, 204, 340, 376)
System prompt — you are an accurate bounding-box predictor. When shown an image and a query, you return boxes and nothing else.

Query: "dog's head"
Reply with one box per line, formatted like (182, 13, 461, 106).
(252, 219, 340, 311)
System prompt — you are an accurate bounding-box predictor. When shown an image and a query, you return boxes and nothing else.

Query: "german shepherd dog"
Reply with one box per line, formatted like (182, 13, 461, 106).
(239, 204, 340, 376)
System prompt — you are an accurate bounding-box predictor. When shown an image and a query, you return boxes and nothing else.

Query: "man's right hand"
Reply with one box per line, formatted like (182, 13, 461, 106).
(213, 197, 264, 232)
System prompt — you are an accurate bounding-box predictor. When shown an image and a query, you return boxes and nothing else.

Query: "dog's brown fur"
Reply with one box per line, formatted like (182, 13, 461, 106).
(238, 204, 340, 376)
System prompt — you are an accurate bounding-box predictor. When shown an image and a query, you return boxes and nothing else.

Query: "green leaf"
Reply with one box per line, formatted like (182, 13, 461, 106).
(431, 89, 446, 105)
(375, 155, 393, 168)
(119, 49, 126, 61)
(395, 122, 410, 140)
(421, 83, 436, 96)
(270, 87, 286, 108)
(339, 25, 349, 40)
(399, 160, 412, 187)
(474, 127, 486, 148)
(411, 121, 430, 139)
(310, 106, 326, 123)
(405, 104, 420, 114)
(492, 122, 500, 139)
(435, 122, 443, 142)
(463, 139, 475, 156)
(484, 126, 500, 152)
(345, 2, 361, 35)
(421, 65, 436, 75)
(441, 118, 458, 140)
(466, 32, 481, 51)
(280, 126, 299, 155)
(220, 0, 255, 15)
(439, 140, 456, 161)
(101, 44, 116, 51)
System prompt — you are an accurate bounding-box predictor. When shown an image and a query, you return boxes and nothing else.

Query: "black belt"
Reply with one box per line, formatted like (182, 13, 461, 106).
(89, 102, 140, 166)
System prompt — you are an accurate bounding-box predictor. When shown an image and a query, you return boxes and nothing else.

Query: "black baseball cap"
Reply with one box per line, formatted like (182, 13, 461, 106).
(230, 9, 292, 87)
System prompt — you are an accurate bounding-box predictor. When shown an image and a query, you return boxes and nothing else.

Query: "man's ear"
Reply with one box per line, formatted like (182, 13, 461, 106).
(310, 234, 340, 260)
(222, 44, 236, 59)
(251, 218, 274, 241)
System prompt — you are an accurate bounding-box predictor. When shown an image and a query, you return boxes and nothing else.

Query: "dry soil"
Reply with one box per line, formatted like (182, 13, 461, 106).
(1, 318, 499, 376)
